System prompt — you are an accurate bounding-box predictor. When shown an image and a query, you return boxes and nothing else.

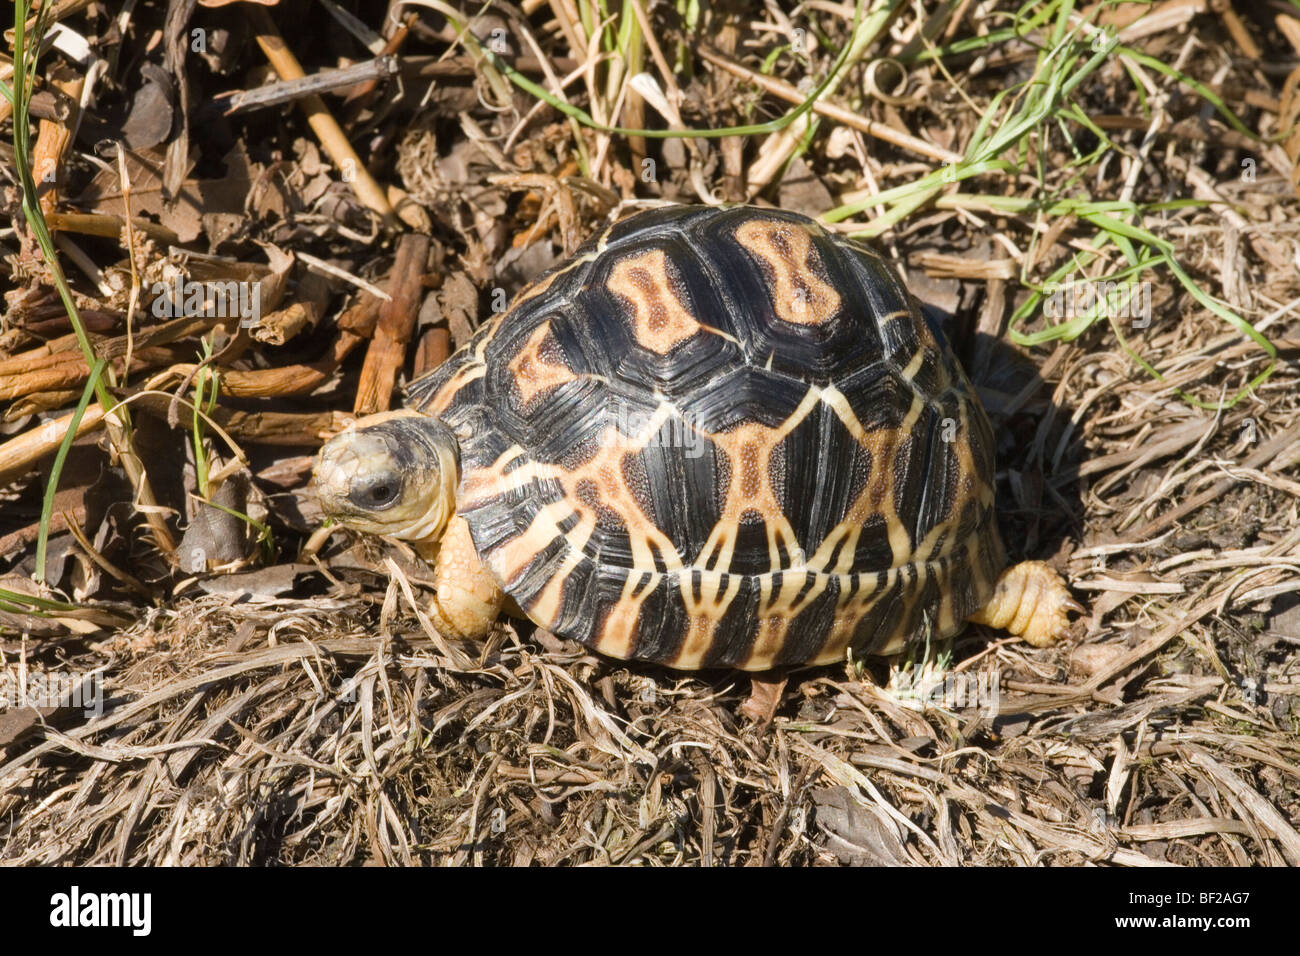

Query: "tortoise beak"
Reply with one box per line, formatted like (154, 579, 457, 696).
(312, 412, 461, 547)
(315, 429, 406, 518)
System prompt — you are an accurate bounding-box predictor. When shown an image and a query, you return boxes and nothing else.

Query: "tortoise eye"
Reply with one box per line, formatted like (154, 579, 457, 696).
(351, 472, 401, 509)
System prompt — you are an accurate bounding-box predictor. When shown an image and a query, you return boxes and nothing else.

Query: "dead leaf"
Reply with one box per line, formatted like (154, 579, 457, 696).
(76, 145, 260, 245)
(439, 273, 479, 348)
(178, 472, 255, 572)
(811, 787, 909, 866)
(0, 706, 54, 750)
(777, 156, 834, 217)
(195, 563, 314, 600)
(122, 63, 176, 149)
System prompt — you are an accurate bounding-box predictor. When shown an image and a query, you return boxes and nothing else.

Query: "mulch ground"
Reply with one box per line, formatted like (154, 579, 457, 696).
(1, 0, 1298, 865)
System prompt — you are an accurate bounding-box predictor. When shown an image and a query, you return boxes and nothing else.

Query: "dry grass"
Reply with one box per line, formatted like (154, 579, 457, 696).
(3, 0, 1300, 865)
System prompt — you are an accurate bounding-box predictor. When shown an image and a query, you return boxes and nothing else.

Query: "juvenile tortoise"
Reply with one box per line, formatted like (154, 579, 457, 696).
(315, 205, 1080, 671)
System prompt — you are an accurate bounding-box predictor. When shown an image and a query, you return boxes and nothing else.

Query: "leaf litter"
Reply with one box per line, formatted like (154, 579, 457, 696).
(1, 0, 1298, 866)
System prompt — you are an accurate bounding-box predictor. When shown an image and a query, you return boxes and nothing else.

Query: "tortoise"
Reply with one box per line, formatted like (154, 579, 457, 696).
(314, 205, 1079, 672)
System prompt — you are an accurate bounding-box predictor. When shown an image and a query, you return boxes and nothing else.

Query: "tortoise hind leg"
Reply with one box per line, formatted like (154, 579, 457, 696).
(429, 516, 505, 640)
(968, 560, 1082, 647)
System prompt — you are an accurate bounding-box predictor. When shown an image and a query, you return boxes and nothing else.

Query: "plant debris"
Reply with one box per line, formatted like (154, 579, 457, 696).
(1, 0, 1298, 866)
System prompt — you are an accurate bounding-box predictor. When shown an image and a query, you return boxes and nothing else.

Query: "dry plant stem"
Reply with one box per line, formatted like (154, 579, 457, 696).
(251, 269, 333, 346)
(118, 148, 142, 385)
(295, 251, 391, 301)
(696, 45, 959, 165)
(745, 0, 899, 194)
(44, 212, 180, 246)
(32, 65, 83, 218)
(0, 349, 94, 399)
(414, 327, 451, 378)
(0, 339, 204, 402)
(353, 234, 430, 415)
(399, 53, 579, 80)
(1279, 13, 1300, 58)
(1182, 747, 1300, 865)
(104, 408, 177, 554)
(166, 331, 365, 399)
(1221, 3, 1261, 60)
(341, 18, 413, 118)
(3, 355, 139, 401)
(546, 0, 586, 55)
(248, 6, 398, 229)
(1117, 430, 1299, 543)
(216, 55, 401, 116)
(7, 390, 83, 417)
(10, 302, 250, 375)
(217, 409, 356, 445)
(0, 405, 106, 483)
(1087, 0, 1206, 39)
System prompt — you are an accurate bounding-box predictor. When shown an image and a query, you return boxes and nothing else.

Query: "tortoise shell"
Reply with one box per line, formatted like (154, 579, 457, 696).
(406, 205, 1005, 670)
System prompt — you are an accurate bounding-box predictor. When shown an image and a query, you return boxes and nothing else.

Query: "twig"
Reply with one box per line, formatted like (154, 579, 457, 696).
(295, 251, 391, 301)
(763, 763, 813, 867)
(353, 234, 430, 415)
(44, 211, 180, 246)
(209, 56, 400, 116)
(696, 45, 961, 165)
(247, 6, 398, 229)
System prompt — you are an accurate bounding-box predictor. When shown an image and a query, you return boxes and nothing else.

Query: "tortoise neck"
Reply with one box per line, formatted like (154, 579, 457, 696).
(401, 416, 461, 555)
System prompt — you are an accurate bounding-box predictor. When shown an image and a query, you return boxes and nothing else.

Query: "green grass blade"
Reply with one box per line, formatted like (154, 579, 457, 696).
(35, 358, 107, 586)
(482, 0, 873, 141)
(0, 586, 80, 614)
(1116, 46, 1256, 140)
(7, 0, 113, 413)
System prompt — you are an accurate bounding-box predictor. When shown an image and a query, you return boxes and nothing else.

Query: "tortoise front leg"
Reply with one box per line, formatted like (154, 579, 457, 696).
(968, 560, 1082, 647)
(429, 516, 505, 640)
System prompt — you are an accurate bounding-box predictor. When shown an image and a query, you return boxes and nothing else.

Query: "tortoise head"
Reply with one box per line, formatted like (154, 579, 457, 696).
(314, 410, 460, 554)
